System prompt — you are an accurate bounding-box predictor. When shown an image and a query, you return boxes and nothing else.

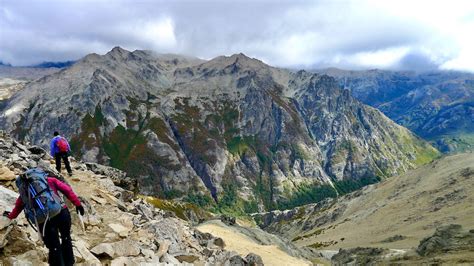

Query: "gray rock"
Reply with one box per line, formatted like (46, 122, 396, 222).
(245, 253, 263, 266)
(228, 254, 248, 266)
(221, 215, 236, 226)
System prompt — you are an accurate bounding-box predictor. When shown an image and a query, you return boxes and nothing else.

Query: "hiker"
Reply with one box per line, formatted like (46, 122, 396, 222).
(3, 169, 85, 266)
(50, 131, 73, 176)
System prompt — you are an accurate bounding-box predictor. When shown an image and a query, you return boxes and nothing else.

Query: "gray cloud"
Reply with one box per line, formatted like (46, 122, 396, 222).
(1, 0, 473, 71)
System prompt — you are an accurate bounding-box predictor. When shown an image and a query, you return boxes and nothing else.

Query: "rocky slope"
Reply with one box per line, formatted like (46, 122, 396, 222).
(0, 132, 313, 265)
(318, 69, 474, 153)
(0, 47, 438, 210)
(253, 153, 474, 264)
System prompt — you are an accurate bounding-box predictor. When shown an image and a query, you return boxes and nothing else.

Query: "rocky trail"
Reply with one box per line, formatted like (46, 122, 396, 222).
(0, 132, 308, 265)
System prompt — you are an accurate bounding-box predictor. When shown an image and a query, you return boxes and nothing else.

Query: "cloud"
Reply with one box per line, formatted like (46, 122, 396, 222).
(0, 0, 473, 72)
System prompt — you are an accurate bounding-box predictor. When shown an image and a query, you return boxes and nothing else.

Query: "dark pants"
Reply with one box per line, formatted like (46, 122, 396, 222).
(55, 152, 72, 174)
(41, 208, 74, 266)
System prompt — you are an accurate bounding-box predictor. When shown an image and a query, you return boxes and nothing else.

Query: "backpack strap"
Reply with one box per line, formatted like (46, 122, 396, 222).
(25, 173, 43, 242)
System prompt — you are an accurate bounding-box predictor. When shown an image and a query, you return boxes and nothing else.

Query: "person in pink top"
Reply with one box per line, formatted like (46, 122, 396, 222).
(3, 176, 84, 266)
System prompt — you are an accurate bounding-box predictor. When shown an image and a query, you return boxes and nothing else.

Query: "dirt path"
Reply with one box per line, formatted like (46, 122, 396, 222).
(197, 221, 311, 266)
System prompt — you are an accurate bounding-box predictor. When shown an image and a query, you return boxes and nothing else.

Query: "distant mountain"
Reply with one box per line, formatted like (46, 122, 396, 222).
(0, 61, 12, 67)
(0, 65, 62, 80)
(32, 60, 76, 68)
(0, 47, 438, 211)
(317, 69, 474, 153)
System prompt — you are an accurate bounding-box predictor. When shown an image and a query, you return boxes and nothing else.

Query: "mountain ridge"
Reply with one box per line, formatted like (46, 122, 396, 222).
(316, 68, 474, 153)
(0, 47, 439, 211)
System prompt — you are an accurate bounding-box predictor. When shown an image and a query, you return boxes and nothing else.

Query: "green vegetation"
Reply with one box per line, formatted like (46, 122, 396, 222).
(143, 195, 213, 221)
(184, 182, 259, 216)
(226, 136, 256, 156)
(276, 175, 381, 211)
(292, 228, 325, 241)
(432, 133, 474, 153)
(277, 183, 337, 210)
(334, 176, 381, 194)
(70, 103, 181, 195)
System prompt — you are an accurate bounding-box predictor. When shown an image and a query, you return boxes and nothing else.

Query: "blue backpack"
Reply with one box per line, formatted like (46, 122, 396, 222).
(16, 168, 63, 227)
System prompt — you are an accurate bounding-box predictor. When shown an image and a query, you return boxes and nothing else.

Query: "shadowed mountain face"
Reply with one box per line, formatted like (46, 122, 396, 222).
(0, 47, 438, 210)
(317, 69, 474, 153)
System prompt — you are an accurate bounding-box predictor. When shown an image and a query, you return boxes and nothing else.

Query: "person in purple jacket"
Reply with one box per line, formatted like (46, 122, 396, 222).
(50, 131, 73, 176)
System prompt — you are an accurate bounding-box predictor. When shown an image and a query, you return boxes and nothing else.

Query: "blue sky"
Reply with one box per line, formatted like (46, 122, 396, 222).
(1, 0, 473, 71)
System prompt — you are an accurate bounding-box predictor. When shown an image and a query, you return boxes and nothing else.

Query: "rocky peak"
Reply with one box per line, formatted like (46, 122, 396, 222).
(106, 46, 131, 61)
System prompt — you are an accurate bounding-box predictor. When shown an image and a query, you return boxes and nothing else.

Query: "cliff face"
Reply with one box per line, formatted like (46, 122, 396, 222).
(0, 47, 438, 209)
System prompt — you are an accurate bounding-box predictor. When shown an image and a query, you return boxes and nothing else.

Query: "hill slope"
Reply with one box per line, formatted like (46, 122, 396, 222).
(253, 153, 474, 262)
(0, 47, 438, 211)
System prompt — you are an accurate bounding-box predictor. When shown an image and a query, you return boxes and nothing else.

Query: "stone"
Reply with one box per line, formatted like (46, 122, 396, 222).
(245, 253, 264, 266)
(73, 240, 101, 264)
(228, 254, 248, 266)
(0, 186, 19, 210)
(213, 237, 225, 248)
(113, 239, 141, 257)
(28, 146, 46, 155)
(156, 240, 170, 258)
(141, 248, 154, 258)
(0, 217, 12, 230)
(175, 252, 200, 263)
(161, 253, 181, 264)
(0, 166, 16, 181)
(90, 243, 115, 258)
(110, 256, 142, 266)
(7, 250, 48, 266)
(0, 222, 13, 248)
(90, 195, 107, 205)
(221, 215, 236, 226)
(108, 223, 130, 237)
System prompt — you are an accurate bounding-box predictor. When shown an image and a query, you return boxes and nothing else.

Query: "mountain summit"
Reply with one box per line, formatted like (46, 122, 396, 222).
(0, 47, 438, 211)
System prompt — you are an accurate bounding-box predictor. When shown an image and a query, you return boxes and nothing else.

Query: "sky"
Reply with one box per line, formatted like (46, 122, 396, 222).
(1, 0, 474, 72)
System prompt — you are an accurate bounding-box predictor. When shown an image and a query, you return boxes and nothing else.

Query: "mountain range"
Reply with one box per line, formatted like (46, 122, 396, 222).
(317, 68, 474, 153)
(0, 47, 438, 212)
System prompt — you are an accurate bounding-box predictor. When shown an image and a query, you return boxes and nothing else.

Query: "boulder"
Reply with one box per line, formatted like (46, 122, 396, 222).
(6, 250, 47, 266)
(73, 239, 101, 264)
(228, 254, 248, 265)
(90, 243, 115, 258)
(417, 224, 473, 256)
(108, 223, 130, 237)
(213, 237, 226, 248)
(174, 252, 200, 263)
(0, 185, 18, 208)
(156, 240, 170, 258)
(246, 253, 264, 266)
(221, 215, 236, 226)
(27, 146, 46, 155)
(110, 256, 144, 266)
(0, 166, 16, 181)
(161, 253, 181, 264)
(113, 239, 141, 257)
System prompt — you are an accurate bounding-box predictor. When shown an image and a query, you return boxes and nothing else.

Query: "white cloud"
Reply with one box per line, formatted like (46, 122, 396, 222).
(0, 0, 473, 71)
